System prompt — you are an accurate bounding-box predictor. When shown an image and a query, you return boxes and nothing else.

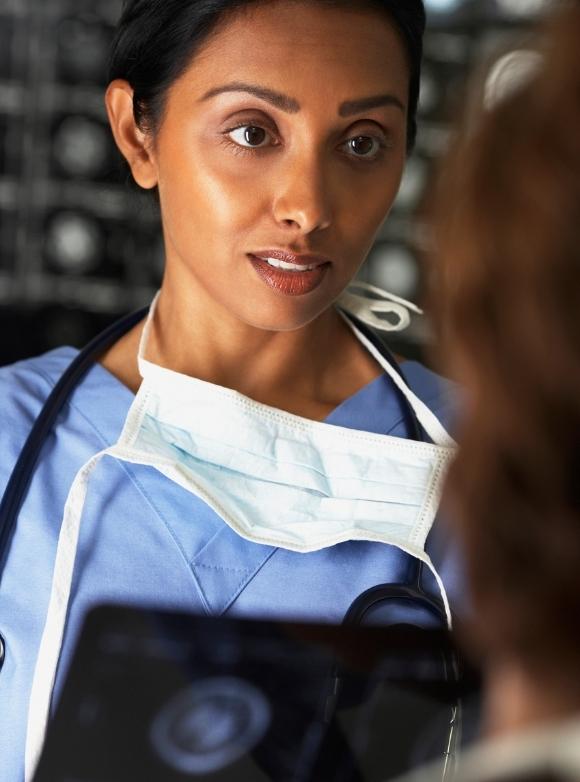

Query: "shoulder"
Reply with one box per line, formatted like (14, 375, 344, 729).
(0, 347, 78, 486)
(0, 347, 78, 422)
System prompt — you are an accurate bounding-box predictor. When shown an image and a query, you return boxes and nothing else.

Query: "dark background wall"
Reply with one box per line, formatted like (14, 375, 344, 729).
(0, 0, 549, 365)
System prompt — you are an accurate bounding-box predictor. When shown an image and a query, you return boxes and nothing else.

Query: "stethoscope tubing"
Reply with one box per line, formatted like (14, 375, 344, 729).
(0, 306, 148, 580)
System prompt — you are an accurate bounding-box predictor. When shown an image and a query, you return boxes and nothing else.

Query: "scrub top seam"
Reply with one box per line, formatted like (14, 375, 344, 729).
(33, 364, 212, 615)
(195, 562, 251, 574)
(119, 465, 212, 615)
(189, 526, 224, 564)
(220, 547, 279, 616)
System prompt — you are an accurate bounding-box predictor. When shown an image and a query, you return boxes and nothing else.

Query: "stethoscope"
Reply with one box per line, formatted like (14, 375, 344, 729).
(0, 306, 453, 726)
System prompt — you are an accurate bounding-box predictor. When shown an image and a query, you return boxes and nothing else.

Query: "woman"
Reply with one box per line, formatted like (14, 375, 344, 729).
(414, 4, 580, 780)
(0, 1, 458, 779)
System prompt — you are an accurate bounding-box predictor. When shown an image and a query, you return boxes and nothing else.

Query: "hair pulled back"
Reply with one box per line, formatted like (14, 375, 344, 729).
(431, 6, 580, 676)
(108, 0, 426, 152)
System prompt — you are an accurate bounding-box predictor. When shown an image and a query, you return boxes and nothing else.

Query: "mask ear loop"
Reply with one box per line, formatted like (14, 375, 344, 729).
(336, 282, 423, 333)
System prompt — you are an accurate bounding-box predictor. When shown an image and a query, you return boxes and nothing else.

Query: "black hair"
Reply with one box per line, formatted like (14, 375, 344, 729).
(108, 0, 426, 152)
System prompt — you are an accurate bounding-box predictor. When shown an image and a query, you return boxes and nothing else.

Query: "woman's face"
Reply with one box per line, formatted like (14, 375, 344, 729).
(146, 0, 409, 331)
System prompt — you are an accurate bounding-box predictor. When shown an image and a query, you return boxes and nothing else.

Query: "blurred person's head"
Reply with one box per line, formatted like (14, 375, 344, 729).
(430, 3, 580, 734)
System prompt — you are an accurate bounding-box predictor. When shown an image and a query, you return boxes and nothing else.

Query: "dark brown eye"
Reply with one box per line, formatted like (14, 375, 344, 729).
(228, 125, 271, 148)
(244, 126, 266, 146)
(346, 135, 381, 158)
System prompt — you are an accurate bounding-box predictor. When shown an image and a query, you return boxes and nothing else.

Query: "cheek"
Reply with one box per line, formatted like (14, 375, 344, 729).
(342, 159, 405, 244)
(157, 135, 267, 247)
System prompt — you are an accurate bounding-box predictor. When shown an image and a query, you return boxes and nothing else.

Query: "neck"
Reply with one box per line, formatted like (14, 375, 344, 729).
(483, 659, 580, 740)
(150, 281, 334, 389)
(141, 276, 380, 418)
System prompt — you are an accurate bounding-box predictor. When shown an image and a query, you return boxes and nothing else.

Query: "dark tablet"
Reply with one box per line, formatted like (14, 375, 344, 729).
(34, 605, 481, 782)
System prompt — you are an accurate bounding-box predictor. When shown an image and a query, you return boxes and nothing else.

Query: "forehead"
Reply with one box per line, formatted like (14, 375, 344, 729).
(180, 1, 409, 105)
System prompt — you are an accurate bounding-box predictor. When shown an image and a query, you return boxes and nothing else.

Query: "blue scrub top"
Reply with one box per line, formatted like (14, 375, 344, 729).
(0, 346, 460, 781)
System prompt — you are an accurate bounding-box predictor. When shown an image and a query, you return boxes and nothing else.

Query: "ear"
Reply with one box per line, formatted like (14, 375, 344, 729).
(105, 79, 158, 190)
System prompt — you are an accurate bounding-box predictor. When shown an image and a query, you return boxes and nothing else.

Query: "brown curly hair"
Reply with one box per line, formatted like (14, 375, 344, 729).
(429, 4, 580, 676)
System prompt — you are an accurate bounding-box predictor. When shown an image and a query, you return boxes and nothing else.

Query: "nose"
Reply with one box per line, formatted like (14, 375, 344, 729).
(271, 151, 332, 235)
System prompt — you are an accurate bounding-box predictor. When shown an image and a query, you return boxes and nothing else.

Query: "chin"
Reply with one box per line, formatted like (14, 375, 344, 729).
(239, 299, 332, 333)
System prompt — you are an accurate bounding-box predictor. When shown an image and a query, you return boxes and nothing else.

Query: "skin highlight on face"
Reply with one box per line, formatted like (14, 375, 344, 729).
(104, 0, 410, 418)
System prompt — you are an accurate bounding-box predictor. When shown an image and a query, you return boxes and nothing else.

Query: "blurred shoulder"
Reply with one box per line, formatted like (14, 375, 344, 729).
(390, 713, 580, 782)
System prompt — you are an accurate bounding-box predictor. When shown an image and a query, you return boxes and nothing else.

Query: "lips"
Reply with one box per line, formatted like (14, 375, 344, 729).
(248, 250, 331, 296)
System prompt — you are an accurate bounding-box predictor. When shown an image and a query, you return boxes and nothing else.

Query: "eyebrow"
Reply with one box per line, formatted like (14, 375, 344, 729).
(338, 93, 405, 117)
(201, 82, 300, 113)
(200, 81, 405, 117)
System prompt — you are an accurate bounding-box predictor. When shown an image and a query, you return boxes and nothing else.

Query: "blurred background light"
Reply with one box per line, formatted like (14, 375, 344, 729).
(496, 0, 554, 17)
(45, 211, 103, 274)
(425, 0, 464, 12)
(52, 115, 110, 178)
(368, 245, 420, 301)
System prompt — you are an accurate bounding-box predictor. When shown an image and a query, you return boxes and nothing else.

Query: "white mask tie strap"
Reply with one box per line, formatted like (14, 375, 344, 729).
(24, 448, 112, 782)
(337, 306, 456, 449)
(337, 282, 423, 333)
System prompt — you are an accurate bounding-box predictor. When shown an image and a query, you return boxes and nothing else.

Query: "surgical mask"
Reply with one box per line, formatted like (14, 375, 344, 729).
(25, 287, 456, 781)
